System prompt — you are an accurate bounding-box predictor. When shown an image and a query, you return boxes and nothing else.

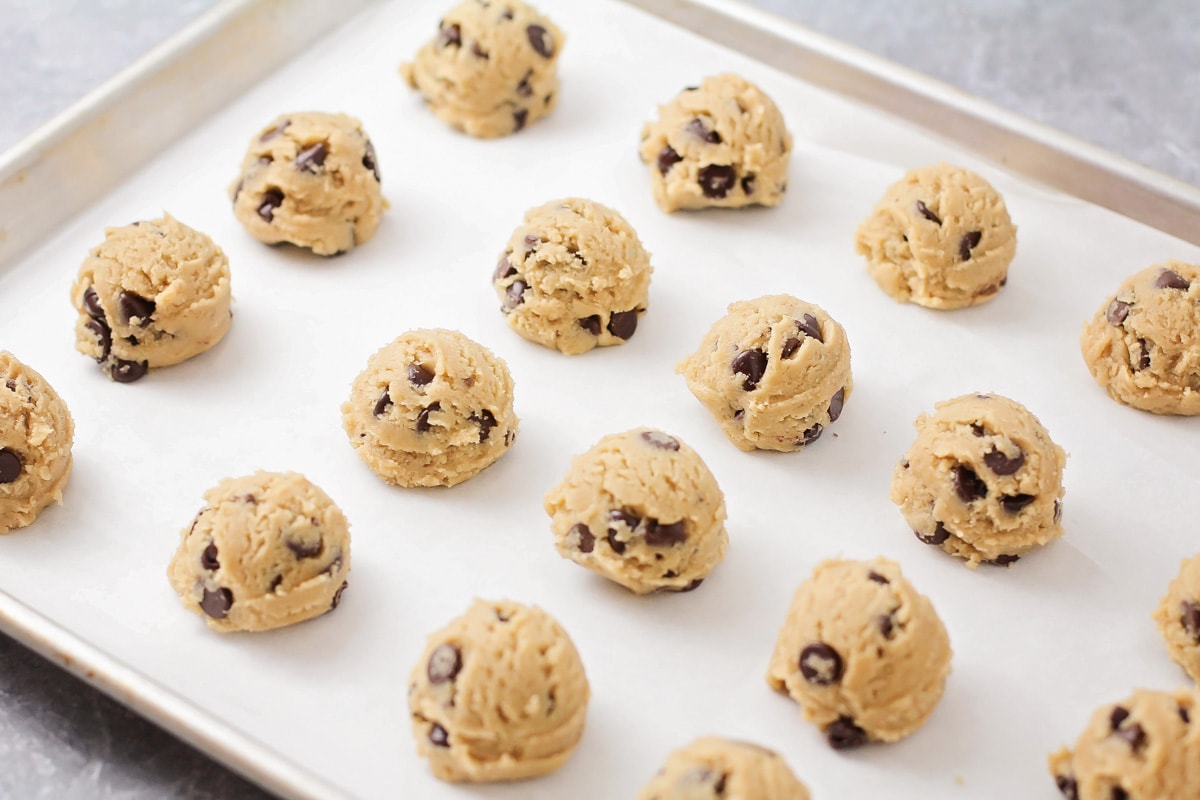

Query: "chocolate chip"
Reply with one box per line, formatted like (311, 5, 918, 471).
(685, 117, 721, 144)
(83, 286, 105, 319)
(428, 723, 450, 747)
(952, 465, 988, 502)
(917, 522, 951, 546)
(470, 410, 497, 442)
(1106, 299, 1130, 326)
(118, 292, 155, 326)
(362, 139, 380, 182)
(287, 537, 324, 559)
(1109, 706, 1130, 730)
(322, 552, 344, 576)
(516, 71, 533, 97)
(526, 24, 553, 57)
(825, 716, 867, 750)
(983, 447, 1024, 475)
(85, 318, 112, 361)
(1114, 722, 1146, 751)
(640, 430, 680, 451)
(504, 279, 527, 310)
(295, 141, 328, 173)
(0, 449, 22, 484)
(607, 310, 638, 340)
(257, 188, 284, 222)
(781, 338, 802, 359)
(1112, 788, 1129, 800)
(427, 644, 462, 684)
(513, 108, 528, 132)
(657, 146, 682, 176)
(606, 531, 626, 555)
(741, 174, 756, 195)
(1055, 775, 1079, 800)
(200, 543, 219, 571)
(4, 380, 14, 392)
(732, 348, 767, 390)
(438, 22, 461, 47)
(408, 364, 434, 386)
(916, 200, 942, 225)
(269, 575, 282, 593)
(501, 7, 514, 20)
(1054, 499, 1063, 523)
(644, 520, 687, 547)
(110, 359, 148, 383)
(987, 554, 1021, 566)
(494, 255, 516, 281)
(677, 578, 704, 592)
(200, 587, 233, 619)
(828, 388, 846, 422)
(878, 614, 895, 639)
(1181, 706, 1191, 724)
(799, 642, 843, 685)
(373, 389, 392, 417)
(569, 523, 594, 553)
(1136, 339, 1151, 371)
(579, 315, 601, 335)
(868, 570, 889, 584)
(1000, 494, 1035, 514)
(608, 509, 640, 531)
(471, 41, 489, 59)
(416, 402, 440, 433)
(800, 424, 823, 446)
(259, 120, 289, 142)
(697, 164, 737, 199)
(1155, 269, 1191, 290)
(959, 230, 983, 261)
(1181, 600, 1200, 643)
(522, 234, 540, 253)
(330, 581, 348, 609)
(796, 313, 823, 343)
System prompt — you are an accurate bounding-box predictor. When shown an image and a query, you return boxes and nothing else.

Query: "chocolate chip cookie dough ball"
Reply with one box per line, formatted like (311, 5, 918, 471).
(408, 599, 589, 783)
(1081, 261, 1200, 415)
(639, 74, 791, 213)
(493, 198, 653, 354)
(891, 393, 1067, 568)
(167, 471, 350, 633)
(635, 737, 810, 800)
(1155, 552, 1200, 682)
(544, 428, 727, 595)
(855, 163, 1017, 309)
(230, 112, 384, 255)
(1048, 688, 1200, 800)
(70, 214, 231, 383)
(0, 353, 74, 535)
(678, 294, 851, 452)
(401, 0, 563, 138)
(342, 329, 517, 488)
(766, 558, 952, 749)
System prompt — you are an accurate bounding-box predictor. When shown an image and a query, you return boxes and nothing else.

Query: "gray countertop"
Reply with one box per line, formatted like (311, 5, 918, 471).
(0, 1, 1196, 798)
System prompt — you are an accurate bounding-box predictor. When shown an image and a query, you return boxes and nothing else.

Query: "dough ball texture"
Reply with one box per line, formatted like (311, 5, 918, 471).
(408, 599, 589, 782)
(855, 163, 1017, 309)
(639, 73, 791, 213)
(493, 198, 652, 355)
(230, 111, 384, 255)
(70, 214, 231, 383)
(167, 471, 351, 633)
(892, 393, 1067, 568)
(0, 353, 74, 535)
(766, 558, 952, 748)
(544, 428, 727, 595)
(1048, 688, 1200, 800)
(400, 0, 563, 138)
(635, 737, 810, 800)
(1080, 261, 1200, 415)
(1154, 552, 1200, 683)
(342, 329, 517, 488)
(678, 294, 851, 452)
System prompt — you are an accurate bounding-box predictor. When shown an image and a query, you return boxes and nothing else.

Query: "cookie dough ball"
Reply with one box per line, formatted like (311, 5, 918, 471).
(0, 353, 74, 535)
(1080, 261, 1200, 415)
(544, 428, 727, 595)
(892, 393, 1067, 568)
(493, 198, 652, 354)
(69, 214, 232, 383)
(766, 558, 952, 749)
(855, 163, 1017, 309)
(635, 737, 810, 800)
(167, 472, 350, 633)
(230, 112, 384, 255)
(1048, 688, 1200, 800)
(678, 294, 851, 452)
(400, 0, 563, 138)
(342, 329, 517, 488)
(1154, 552, 1200, 682)
(639, 74, 791, 213)
(408, 599, 589, 782)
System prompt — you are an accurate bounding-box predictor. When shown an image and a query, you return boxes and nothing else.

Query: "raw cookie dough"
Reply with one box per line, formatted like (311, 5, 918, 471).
(230, 111, 384, 255)
(408, 599, 589, 782)
(400, 0, 563, 138)
(70, 214, 232, 383)
(543, 428, 727, 595)
(635, 737, 810, 800)
(639, 73, 791, 213)
(677, 294, 851, 452)
(167, 471, 350, 633)
(0, 353, 74, 535)
(342, 329, 517, 488)
(1048, 688, 1200, 800)
(1154, 552, 1200, 682)
(855, 163, 1017, 309)
(766, 558, 952, 749)
(493, 198, 653, 354)
(1080, 261, 1200, 415)
(891, 393, 1067, 568)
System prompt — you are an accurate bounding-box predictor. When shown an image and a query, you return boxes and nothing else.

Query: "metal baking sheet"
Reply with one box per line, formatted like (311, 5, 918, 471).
(1, 0, 1199, 798)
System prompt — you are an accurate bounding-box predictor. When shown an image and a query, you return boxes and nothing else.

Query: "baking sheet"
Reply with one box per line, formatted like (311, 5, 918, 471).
(1, 0, 1199, 798)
